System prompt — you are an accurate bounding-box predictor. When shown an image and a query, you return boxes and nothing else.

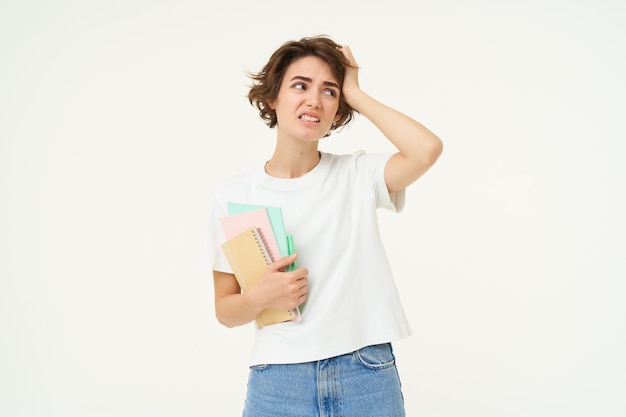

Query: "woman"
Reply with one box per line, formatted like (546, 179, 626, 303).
(206, 35, 443, 416)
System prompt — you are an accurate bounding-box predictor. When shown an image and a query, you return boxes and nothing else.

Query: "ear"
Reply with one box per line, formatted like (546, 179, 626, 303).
(333, 113, 341, 121)
(267, 99, 276, 110)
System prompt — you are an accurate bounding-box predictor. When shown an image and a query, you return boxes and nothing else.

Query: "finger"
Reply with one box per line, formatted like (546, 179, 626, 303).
(295, 276, 308, 290)
(297, 294, 307, 306)
(270, 253, 297, 271)
(339, 45, 355, 62)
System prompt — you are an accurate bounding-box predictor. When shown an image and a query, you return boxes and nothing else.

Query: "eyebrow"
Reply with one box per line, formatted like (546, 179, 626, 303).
(290, 76, 340, 90)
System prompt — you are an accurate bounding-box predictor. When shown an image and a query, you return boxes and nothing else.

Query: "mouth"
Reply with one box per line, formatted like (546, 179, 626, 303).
(299, 113, 320, 123)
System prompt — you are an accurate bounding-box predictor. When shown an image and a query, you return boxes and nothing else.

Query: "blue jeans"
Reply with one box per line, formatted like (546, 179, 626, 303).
(242, 343, 405, 417)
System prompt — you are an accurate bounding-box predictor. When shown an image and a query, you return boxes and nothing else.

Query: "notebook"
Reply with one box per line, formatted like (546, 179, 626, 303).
(224, 202, 301, 319)
(227, 202, 290, 258)
(220, 226, 295, 328)
(219, 208, 281, 263)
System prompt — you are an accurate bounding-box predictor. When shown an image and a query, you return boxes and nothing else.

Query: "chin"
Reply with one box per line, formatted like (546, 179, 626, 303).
(296, 130, 325, 142)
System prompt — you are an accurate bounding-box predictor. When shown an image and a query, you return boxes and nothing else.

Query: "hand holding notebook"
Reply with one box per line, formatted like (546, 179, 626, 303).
(219, 206, 302, 327)
(220, 226, 298, 328)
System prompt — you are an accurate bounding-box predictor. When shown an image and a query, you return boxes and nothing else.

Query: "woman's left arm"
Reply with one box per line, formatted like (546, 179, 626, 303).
(340, 45, 443, 194)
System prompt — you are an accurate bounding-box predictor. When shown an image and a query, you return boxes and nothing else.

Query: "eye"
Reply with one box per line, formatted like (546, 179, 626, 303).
(293, 82, 306, 90)
(324, 89, 338, 97)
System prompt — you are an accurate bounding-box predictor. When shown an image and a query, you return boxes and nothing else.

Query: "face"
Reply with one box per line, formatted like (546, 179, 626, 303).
(268, 56, 341, 142)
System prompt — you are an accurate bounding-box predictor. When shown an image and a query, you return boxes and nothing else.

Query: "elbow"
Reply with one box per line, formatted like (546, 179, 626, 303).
(412, 136, 443, 169)
(214, 306, 238, 328)
(216, 317, 238, 329)
(215, 315, 233, 328)
(426, 136, 444, 165)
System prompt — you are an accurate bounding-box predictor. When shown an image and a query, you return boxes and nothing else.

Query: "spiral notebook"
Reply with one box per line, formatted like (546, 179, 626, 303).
(227, 202, 290, 259)
(219, 208, 281, 264)
(220, 226, 295, 329)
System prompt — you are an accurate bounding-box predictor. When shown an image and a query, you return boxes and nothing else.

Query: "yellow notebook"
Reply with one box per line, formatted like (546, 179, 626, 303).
(220, 226, 294, 328)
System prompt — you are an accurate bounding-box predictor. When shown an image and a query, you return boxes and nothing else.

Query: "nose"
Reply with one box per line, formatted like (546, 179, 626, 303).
(304, 91, 321, 108)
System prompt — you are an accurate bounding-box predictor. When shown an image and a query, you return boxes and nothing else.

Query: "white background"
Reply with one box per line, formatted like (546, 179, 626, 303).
(1, 0, 625, 416)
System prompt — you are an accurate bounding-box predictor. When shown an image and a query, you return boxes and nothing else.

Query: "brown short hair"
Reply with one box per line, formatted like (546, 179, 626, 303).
(247, 35, 356, 133)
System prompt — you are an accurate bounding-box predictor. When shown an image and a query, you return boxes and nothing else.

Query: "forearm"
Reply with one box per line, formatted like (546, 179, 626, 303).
(213, 259, 307, 328)
(215, 283, 305, 328)
(213, 270, 264, 328)
(215, 291, 263, 328)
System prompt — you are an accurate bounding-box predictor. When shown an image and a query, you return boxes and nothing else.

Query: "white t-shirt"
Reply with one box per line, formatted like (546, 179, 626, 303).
(205, 150, 412, 365)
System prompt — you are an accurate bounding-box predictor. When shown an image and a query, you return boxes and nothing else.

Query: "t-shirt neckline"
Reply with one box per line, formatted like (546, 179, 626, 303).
(256, 151, 331, 189)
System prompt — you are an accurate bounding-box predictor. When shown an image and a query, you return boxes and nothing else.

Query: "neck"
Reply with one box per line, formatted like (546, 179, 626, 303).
(265, 143, 321, 179)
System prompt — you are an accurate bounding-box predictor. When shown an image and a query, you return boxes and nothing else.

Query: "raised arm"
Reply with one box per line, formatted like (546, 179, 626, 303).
(339, 46, 443, 194)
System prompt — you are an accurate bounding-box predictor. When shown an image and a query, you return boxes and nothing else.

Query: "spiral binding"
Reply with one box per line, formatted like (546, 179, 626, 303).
(251, 226, 299, 320)
(251, 226, 273, 264)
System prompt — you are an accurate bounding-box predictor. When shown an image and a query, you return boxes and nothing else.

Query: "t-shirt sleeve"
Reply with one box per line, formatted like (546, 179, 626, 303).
(355, 151, 406, 213)
(200, 194, 234, 273)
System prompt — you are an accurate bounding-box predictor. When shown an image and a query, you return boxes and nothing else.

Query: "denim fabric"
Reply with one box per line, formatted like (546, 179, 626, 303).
(242, 343, 405, 417)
